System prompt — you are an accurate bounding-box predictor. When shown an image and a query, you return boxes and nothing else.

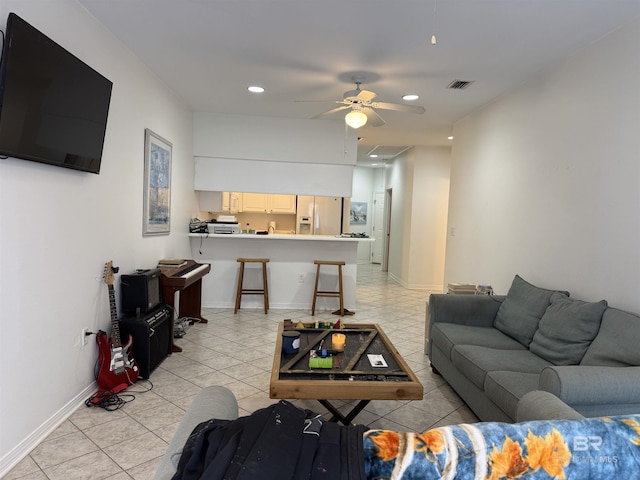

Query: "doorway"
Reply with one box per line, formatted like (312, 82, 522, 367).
(371, 191, 385, 264)
(382, 188, 392, 272)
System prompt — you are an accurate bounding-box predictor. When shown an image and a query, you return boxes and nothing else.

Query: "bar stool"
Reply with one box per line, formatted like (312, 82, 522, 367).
(234, 258, 269, 314)
(311, 260, 345, 316)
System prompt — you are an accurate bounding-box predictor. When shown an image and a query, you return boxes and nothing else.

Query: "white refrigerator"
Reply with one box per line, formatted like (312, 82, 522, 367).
(296, 196, 344, 235)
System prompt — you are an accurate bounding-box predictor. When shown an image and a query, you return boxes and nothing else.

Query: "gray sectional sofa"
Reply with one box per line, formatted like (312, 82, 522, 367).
(427, 275, 640, 422)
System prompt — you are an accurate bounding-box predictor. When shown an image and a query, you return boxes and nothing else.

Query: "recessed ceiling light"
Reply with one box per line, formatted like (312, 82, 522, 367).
(402, 94, 419, 101)
(248, 86, 265, 93)
(371, 163, 378, 166)
(448, 135, 454, 140)
(369, 154, 378, 158)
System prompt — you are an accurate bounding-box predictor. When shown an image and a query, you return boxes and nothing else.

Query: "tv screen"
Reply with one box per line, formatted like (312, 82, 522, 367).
(0, 13, 112, 174)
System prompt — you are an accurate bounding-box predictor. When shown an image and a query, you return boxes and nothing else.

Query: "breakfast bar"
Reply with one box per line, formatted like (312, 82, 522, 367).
(189, 233, 373, 311)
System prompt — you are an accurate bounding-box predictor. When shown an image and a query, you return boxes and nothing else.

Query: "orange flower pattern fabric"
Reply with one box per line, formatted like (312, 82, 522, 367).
(363, 414, 640, 479)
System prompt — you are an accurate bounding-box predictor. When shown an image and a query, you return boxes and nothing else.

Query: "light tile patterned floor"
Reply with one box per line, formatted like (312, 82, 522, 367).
(5, 264, 477, 480)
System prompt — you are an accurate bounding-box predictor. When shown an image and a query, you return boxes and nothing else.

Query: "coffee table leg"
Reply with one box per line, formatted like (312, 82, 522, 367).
(318, 399, 370, 425)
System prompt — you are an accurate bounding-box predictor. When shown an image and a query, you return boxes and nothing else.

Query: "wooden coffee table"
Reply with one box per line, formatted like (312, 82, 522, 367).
(270, 322, 423, 424)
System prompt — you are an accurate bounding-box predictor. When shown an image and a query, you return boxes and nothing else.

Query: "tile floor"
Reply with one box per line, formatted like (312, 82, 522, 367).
(5, 264, 477, 480)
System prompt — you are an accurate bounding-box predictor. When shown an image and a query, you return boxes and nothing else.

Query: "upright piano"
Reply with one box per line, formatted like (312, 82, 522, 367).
(158, 260, 211, 352)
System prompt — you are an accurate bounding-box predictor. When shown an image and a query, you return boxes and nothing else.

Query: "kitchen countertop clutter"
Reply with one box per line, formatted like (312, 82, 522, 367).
(189, 232, 369, 242)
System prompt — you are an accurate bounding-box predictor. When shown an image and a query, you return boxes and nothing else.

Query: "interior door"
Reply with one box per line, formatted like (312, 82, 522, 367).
(382, 188, 392, 272)
(371, 192, 385, 264)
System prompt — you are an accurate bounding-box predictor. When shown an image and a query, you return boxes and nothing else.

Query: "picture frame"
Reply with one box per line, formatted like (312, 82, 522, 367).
(350, 202, 368, 225)
(143, 128, 172, 235)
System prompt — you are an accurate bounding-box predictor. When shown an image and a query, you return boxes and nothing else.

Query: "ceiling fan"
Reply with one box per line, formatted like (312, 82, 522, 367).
(304, 79, 426, 129)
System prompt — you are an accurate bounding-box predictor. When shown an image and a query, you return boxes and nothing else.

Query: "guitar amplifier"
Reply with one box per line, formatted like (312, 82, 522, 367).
(118, 304, 172, 379)
(120, 269, 162, 314)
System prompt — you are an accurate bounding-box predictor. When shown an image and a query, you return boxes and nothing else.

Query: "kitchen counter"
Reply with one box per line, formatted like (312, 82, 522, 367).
(189, 233, 371, 242)
(189, 233, 373, 311)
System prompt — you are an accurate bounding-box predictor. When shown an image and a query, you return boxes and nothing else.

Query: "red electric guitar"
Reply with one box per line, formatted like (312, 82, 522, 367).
(96, 261, 139, 390)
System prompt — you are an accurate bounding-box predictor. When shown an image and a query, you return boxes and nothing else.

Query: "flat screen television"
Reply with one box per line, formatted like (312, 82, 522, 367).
(0, 13, 112, 174)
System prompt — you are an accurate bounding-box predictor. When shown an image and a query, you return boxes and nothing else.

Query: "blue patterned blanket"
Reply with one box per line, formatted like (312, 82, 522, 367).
(364, 415, 640, 479)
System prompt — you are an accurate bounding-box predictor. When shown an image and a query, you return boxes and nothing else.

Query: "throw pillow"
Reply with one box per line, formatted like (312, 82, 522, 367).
(581, 307, 640, 367)
(494, 275, 568, 347)
(530, 293, 607, 365)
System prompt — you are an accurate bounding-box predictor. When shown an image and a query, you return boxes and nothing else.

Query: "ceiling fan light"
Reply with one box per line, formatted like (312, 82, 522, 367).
(345, 110, 367, 129)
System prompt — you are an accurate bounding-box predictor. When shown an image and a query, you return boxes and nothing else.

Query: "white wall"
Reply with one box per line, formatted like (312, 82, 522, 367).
(407, 147, 451, 289)
(385, 147, 451, 290)
(385, 153, 413, 283)
(0, 2, 195, 472)
(193, 112, 357, 196)
(445, 18, 640, 312)
(351, 166, 375, 263)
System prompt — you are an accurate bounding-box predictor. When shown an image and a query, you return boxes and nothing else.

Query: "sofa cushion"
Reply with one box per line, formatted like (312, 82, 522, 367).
(450, 344, 553, 390)
(430, 323, 526, 360)
(484, 371, 540, 420)
(529, 293, 607, 366)
(494, 275, 569, 347)
(581, 307, 640, 367)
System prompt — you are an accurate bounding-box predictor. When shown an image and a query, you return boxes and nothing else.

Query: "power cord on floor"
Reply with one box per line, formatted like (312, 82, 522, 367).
(85, 389, 133, 411)
(174, 316, 201, 338)
(85, 379, 154, 411)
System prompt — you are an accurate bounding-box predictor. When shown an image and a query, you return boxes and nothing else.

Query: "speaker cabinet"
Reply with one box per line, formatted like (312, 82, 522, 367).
(120, 269, 161, 314)
(119, 304, 172, 378)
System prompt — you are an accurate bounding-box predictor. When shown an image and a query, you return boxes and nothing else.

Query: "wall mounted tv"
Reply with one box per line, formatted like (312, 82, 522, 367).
(0, 13, 112, 174)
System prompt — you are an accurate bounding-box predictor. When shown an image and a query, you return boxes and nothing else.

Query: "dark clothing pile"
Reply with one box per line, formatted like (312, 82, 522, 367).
(172, 400, 367, 480)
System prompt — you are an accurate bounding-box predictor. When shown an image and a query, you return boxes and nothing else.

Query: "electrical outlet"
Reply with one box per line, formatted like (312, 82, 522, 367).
(298, 273, 304, 283)
(81, 327, 90, 346)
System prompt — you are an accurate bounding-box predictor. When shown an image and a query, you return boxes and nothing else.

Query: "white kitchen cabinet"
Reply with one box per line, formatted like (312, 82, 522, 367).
(269, 194, 297, 213)
(241, 193, 269, 212)
(241, 193, 296, 214)
(221, 192, 241, 213)
(198, 191, 223, 212)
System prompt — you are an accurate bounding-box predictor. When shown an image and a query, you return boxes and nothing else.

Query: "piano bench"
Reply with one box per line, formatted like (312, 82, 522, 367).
(234, 258, 270, 314)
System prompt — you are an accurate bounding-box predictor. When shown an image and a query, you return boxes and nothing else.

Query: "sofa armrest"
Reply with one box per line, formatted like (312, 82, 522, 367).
(516, 390, 584, 422)
(153, 386, 239, 480)
(428, 294, 505, 328)
(540, 365, 640, 406)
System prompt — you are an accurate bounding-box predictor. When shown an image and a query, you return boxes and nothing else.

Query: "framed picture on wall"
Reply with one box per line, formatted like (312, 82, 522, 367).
(143, 128, 172, 235)
(350, 202, 367, 225)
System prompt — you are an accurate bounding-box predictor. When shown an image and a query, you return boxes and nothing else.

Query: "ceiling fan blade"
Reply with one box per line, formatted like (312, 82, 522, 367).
(310, 105, 351, 119)
(370, 102, 426, 114)
(355, 89, 377, 103)
(294, 99, 343, 103)
(363, 107, 386, 127)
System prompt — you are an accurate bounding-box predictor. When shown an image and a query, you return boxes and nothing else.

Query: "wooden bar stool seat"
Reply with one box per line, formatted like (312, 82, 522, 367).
(311, 260, 345, 316)
(234, 258, 269, 314)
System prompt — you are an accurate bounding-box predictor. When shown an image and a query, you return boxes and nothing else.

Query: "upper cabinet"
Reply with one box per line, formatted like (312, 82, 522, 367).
(269, 194, 297, 213)
(199, 191, 295, 214)
(222, 192, 242, 214)
(198, 191, 241, 213)
(242, 193, 296, 214)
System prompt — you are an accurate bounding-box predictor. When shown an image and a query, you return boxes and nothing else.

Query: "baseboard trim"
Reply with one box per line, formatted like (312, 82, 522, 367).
(387, 273, 444, 292)
(0, 382, 97, 477)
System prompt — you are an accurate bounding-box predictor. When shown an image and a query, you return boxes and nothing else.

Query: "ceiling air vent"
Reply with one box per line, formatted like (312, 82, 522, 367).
(447, 80, 474, 90)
